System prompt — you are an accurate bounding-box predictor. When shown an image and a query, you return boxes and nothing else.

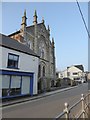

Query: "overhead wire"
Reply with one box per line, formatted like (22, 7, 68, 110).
(76, 0, 90, 39)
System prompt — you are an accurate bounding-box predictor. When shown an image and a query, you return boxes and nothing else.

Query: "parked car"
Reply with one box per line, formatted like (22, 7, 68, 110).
(75, 78, 86, 84)
(81, 79, 86, 83)
(75, 79, 82, 84)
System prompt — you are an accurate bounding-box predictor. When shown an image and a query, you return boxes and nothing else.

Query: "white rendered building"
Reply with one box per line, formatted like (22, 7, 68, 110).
(0, 33, 39, 98)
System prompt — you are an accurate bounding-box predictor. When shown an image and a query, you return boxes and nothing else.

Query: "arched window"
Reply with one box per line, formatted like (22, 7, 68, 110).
(41, 49, 44, 59)
(38, 48, 41, 56)
(28, 41, 31, 49)
(43, 66, 45, 76)
(38, 65, 41, 78)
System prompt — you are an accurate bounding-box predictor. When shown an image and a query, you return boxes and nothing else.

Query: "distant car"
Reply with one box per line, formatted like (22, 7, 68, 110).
(76, 78, 86, 84)
(75, 79, 82, 84)
(81, 79, 86, 83)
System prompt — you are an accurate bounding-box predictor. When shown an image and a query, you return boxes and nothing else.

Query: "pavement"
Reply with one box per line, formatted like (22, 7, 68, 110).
(1, 85, 78, 107)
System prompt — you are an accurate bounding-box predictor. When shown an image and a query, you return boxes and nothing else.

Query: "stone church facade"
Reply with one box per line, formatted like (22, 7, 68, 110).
(8, 10, 56, 92)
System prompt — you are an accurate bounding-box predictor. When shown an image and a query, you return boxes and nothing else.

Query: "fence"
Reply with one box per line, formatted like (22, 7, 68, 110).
(55, 91, 90, 120)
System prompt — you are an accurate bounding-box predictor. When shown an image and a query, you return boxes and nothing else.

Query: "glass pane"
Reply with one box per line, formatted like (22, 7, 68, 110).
(11, 76, 21, 88)
(2, 88, 10, 97)
(14, 61, 18, 68)
(2, 75, 10, 88)
(21, 76, 30, 94)
(8, 60, 14, 67)
(10, 88, 21, 96)
(9, 54, 13, 60)
(14, 56, 18, 61)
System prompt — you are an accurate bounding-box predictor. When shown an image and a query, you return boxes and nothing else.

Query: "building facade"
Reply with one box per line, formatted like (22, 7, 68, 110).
(57, 65, 85, 81)
(8, 10, 56, 92)
(0, 33, 39, 98)
(66, 65, 85, 81)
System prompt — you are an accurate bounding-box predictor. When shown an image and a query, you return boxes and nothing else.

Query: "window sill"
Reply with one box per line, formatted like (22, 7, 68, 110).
(7, 67, 19, 69)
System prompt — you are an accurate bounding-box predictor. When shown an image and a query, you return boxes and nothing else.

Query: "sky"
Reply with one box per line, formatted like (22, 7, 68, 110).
(1, 2, 88, 71)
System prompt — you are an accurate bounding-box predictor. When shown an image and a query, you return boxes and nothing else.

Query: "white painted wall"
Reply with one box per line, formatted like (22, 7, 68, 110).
(0, 46, 39, 94)
(67, 66, 82, 80)
(68, 66, 82, 73)
(62, 70, 67, 78)
(58, 66, 84, 80)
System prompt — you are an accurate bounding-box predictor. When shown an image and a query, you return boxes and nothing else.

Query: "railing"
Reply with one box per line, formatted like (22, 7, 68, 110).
(55, 91, 90, 120)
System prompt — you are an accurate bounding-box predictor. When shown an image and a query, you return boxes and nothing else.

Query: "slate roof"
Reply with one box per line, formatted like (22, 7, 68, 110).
(0, 33, 39, 58)
(67, 65, 84, 72)
(74, 65, 84, 72)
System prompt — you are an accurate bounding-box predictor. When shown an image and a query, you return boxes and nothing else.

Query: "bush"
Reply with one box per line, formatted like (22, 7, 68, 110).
(56, 78, 61, 87)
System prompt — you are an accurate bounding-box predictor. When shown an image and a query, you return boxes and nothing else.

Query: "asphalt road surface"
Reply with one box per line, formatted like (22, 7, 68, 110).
(2, 83, 88, 118)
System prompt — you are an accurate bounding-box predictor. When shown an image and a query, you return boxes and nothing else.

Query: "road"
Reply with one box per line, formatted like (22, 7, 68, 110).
(2, 83, 88, 118)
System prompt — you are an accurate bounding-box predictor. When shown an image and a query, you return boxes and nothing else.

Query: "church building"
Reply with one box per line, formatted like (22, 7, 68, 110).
(8, 10, 56, 92)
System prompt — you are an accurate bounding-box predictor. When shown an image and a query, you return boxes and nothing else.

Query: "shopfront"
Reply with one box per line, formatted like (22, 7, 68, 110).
(0, 70, 34, 98)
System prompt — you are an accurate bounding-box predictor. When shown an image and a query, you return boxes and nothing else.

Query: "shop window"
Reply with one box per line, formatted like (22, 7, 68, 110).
(10, 76, 21, 96)
(7, 53, 19, 69)
(21, 76, 30, 94)
(2, 89, 10, 97)
(10, 88, 21, 96)
(2, 75, 10, 97)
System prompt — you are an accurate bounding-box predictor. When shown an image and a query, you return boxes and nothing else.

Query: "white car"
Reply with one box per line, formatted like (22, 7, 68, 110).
(75, 78, 86, 84)
(81, 79, 86, 83)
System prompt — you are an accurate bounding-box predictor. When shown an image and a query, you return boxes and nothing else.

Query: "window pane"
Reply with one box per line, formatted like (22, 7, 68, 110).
(73, 73, 78, 75)
(2, 75, 10, 88)
(21, 76, 30, 94)
(14, 61, 18, 68)
(2, 88, 10, 97)
(11, 76, 21, 88)
(8, 60, 14, 67)
(14, 56, 18, 61)
(10, 88, 21, 96)
(9, 54, 13, 60)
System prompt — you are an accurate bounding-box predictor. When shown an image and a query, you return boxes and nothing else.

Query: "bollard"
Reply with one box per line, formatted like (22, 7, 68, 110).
(64, 102, 69, 120)
(81, 94, 85, 119)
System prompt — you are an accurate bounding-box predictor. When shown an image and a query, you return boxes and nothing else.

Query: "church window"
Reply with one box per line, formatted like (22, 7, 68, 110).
(38, 65, 41, 78)
(41, 49, 44, 59)
(28, 41, 31, 49)
(43, 66, 45, 76)
(39, 48, 41, 56)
